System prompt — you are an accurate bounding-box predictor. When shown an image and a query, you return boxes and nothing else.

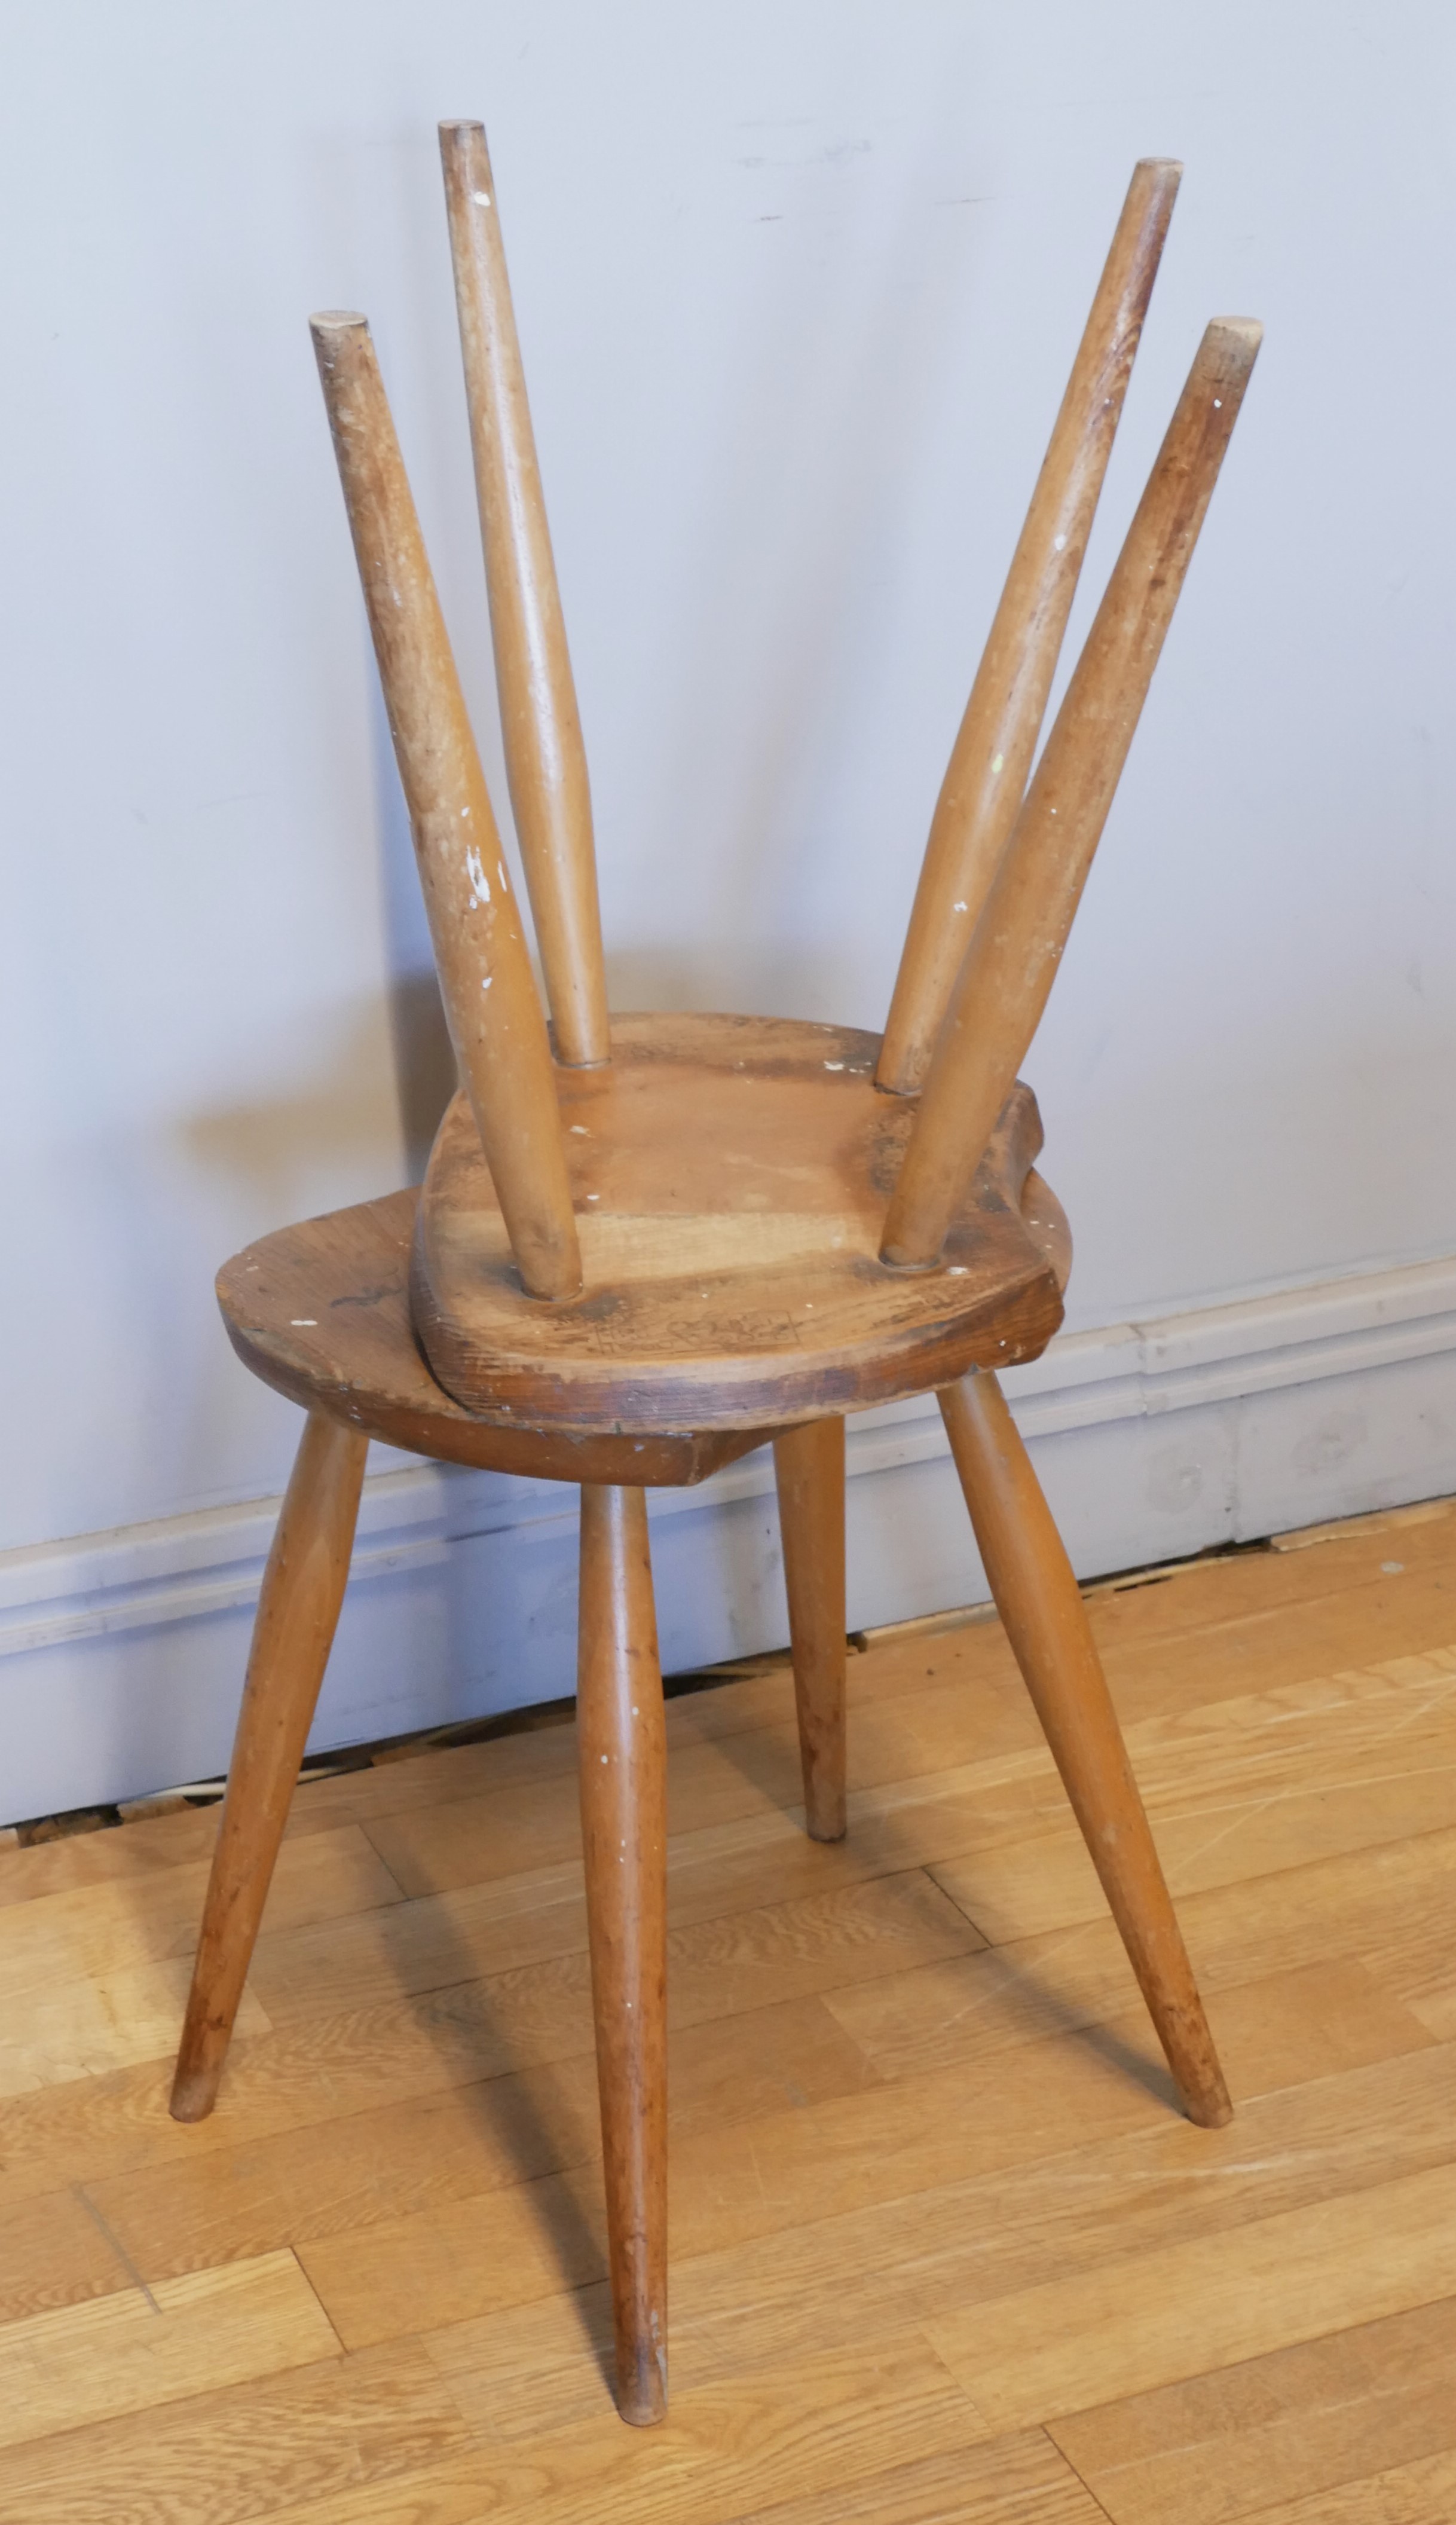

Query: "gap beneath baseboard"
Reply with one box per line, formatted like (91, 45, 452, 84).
(8, 1487, 1451, 1857)
(7, 1251, 1456, 1824)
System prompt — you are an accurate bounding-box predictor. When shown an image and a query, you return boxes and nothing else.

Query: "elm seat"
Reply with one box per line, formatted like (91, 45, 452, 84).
(225, 1037, 1068, 1450)
(411, 1019, 1069, 1432)
(172, 120, 1261, 2432)
(217, 1183, 763, 1493)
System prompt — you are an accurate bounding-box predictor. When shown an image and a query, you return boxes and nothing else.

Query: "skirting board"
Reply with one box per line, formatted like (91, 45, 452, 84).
(3, 1251, 1455, 1824)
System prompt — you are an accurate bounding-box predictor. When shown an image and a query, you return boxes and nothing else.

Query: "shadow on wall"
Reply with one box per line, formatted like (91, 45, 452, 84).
(176, 991, 416, 1499)
(387, 966, 458, 1182)
(600, 941, 880, 1028)
(181, 996, 414, 1231)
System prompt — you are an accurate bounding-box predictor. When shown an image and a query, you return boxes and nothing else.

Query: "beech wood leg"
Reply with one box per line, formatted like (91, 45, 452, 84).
(170, 1410, 368, 2123)
(773, 1417, 848, 1842)
(577, 1485, 669, 2425)
(939, 1373, 1232, 2129)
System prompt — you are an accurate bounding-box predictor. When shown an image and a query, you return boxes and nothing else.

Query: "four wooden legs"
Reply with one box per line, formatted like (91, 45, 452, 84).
(169, 1386, 1224, 2426)
(939, 1372, 1232, 2130)
(577, 1485, 669, 2425)
(772, 1416, 848, 1841)
(170, 1410, 368, 2124)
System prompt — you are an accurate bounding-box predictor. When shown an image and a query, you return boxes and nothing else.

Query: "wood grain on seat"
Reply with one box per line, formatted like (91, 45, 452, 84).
(412, 1015, 1069, 1432)
(217, 1193, 765, 1490)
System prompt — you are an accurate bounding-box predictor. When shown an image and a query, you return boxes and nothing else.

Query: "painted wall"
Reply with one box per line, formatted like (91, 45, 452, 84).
(2, 8, 1452, 1643)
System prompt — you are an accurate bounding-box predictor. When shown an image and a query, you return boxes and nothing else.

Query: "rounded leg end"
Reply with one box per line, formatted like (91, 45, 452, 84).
(169, 2058, 222, 2124)
(616, 2355, 668, 2428)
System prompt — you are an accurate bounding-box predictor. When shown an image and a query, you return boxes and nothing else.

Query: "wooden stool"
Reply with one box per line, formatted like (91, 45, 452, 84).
(172, 129, 1260, 2427)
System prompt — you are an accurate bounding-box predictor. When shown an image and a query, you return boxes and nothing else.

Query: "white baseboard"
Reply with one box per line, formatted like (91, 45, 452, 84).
(4, 1252, 1456, 1824)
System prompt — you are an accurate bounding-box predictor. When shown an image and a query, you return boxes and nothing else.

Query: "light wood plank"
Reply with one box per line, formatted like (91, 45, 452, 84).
(1050, 2295, 1456, 2525)
(1244, 2444, 1456, 2524)
(430, 2331, 986, 2525)
(421, 2035, 1456, 2447)
(197, 2334, 990, 2525)
(0, 1951, 270, 2096)
(1082, 1520, 1456, 1688)
(680, 2042, 1456, 2394)
(0, 1989, 545, 2211)
(85, 2074, 598, 2282)
(296, 2162, 610, 2350)
(827, 1833, 1451, 2084)
(0, 2251, 339, 2454)
(0, 2340, 472, 2525)
(249, 1861, 977, 2040)
(722, 1640, 1456, 1949)
(359, 1728, 810, 1899)
(0, 2185, 129, 2327)
(295, 2015, 1186, 2350)
(925, 2159, 1456, 2436)
(0, 1805, 224, 1912)
(927, 1646, 1456, 1941)
(352, 1619, 1456, 1910)
(0, 1499, 1452, 2511)
(218, 1505, 1456, 1873)
(1273, 1496, 1456, 1549)
(0, 1677, 1449, 2203)
(86, 1991, 871, 2284)
(0, 1957, 677, 2214)
(186, 1495, 1449, 1867)
(727, 2432, 1104, 2524)
(0, 1825, 402, 2001)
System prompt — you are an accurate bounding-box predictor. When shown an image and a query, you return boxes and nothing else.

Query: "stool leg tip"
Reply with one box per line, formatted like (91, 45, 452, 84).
(617, 2350, 669, 2427)
(805, 1793, 848, 1844)
(1183, 2078, 1234, 2131)
(169, 2053, 221, 2124)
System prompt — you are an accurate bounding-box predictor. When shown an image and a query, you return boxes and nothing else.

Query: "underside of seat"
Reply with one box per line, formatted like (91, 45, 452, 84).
(410, 1014, 1070, 1435)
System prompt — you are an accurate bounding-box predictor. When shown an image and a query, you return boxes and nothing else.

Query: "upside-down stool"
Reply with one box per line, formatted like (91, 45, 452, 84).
(172, 127, 1261, 2426)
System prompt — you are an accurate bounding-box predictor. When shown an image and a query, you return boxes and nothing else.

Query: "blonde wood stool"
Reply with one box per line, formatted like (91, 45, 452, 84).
(172, 129, 1260, 2426)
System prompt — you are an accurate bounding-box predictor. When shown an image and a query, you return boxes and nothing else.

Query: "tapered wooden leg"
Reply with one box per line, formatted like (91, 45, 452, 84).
(773, 1417, 848, 1842)
(577, 1485, 669, 2425)
(939, 1373, 1232, 2129)
(170, 1411, 368, 2124)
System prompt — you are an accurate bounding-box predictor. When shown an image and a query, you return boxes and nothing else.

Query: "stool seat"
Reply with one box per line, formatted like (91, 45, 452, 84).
(217, 1181, 766, 1490)
(412, 1014, 1069, 1431)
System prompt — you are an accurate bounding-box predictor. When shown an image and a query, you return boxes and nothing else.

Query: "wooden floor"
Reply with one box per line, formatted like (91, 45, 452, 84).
(3, 1497, 1456, 2522)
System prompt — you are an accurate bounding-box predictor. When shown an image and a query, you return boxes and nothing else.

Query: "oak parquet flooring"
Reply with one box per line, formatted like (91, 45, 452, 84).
(1050, 2295, 1456, 2524)
(289, 2028, 1167, 2350)
(246, 1861, 980, 2034)
(831, 1823, 1456, 2082)
(0, 1827, 401, 2003)
(0, 1805, 225, 1913)
(1, 1495, 1455, 2518)
(0, 2341, 473, 2525)
(307, 2330, 992, 2525)
(924, 2157, 1456, 2435)
(723, 2434, 1108, 2523)
(0, 2251, 339, 2454)
(0, 1829, 402, 2099)
(1243, 2445, 1456, 2523)
(0, 2184, 129, 2325)
(287, 1959, 1424, 2355)
(84, 1991, 874, 2285)
(413, 2035, 1456, 2451)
